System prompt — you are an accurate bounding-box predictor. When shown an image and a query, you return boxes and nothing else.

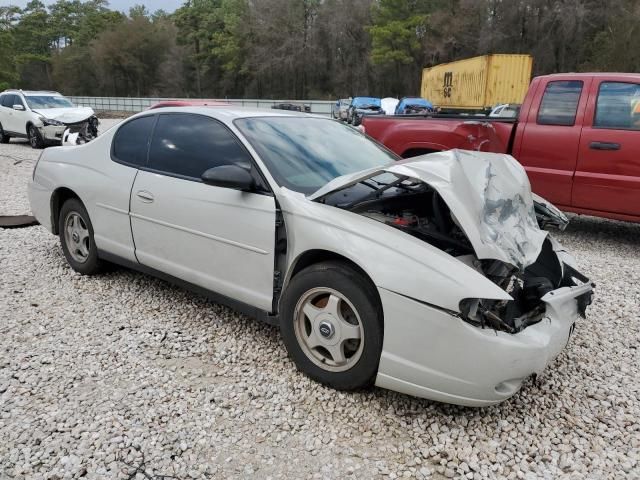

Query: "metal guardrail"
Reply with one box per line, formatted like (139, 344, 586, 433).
(68, 96, 336, 116)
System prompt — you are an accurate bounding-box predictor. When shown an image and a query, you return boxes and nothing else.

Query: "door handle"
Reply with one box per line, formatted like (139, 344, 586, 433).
(136, 190, 154, 203)
(589, 141, 620, 151)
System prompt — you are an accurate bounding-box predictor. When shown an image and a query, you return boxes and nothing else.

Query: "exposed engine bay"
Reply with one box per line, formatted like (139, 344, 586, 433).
(319, 171, 592, 335)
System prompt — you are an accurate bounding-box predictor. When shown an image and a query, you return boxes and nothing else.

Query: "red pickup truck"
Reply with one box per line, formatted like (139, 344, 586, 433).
(362, 73, 640, 223)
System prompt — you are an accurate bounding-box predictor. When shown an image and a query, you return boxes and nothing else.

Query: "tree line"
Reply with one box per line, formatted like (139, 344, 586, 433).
(1, 0, 638, 100)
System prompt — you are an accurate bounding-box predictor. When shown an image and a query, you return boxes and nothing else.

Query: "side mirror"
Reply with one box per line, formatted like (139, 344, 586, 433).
(201, 165, 255, 191)
(13, 104, 25, 111)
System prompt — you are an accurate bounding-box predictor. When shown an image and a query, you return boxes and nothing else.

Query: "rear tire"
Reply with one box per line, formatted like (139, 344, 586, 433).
(0, 123, 10, 143)
(28, 125, 45, 149)
(58, 198, 103, 275)
(280, 261, 383, 391)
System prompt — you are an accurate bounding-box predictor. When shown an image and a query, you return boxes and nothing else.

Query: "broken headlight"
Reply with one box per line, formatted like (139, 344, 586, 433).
(39, 116, 65, 127)
(459, 297, 546, 334)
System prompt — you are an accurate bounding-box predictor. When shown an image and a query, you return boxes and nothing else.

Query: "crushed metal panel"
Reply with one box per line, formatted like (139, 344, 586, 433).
(387, 149, 548, 270)
(310, 149, 549, 270)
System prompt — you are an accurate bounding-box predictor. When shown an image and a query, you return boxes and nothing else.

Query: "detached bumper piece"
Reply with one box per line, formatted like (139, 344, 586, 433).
(61, 116, 100, 146)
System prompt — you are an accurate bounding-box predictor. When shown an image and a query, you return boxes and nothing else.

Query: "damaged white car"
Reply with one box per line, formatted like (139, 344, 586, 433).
(28, 108, 593, 406)
(0, 90, 98, 148)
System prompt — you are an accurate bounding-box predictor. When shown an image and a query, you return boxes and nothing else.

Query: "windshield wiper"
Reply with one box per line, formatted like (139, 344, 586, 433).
(343, 175, 412, 209)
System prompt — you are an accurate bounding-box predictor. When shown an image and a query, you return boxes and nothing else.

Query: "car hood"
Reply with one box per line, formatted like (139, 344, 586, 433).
(309, 149, 550, 270)
(32, 107, 95, 124)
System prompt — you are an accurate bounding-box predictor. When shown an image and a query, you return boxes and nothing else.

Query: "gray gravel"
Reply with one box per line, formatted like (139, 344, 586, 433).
(1, 134, 639, 479)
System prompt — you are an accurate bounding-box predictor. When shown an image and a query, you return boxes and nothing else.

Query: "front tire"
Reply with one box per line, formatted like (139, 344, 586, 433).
(28, 125, 45, 149)
(58, 198, 103, 275)
(280, 261, 383, 391)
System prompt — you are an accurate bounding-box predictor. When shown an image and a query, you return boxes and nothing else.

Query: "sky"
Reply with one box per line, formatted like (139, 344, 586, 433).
(4, 0, 184, 14)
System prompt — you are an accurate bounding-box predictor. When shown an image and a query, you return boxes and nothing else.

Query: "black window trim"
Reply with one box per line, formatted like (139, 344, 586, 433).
(111, 112, 273, 195)
(1, 94, 15, 108)
(593, 81, 640, 132)
(536, 80, 584, 127)
(110, 113, 159, 169)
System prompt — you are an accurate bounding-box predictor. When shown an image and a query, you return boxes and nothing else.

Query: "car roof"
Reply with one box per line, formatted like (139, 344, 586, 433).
(131, 105, 318, 122)
(537, 72, 640, 80)
(2, 90, 63, 96)
(148, 100, 230, 109)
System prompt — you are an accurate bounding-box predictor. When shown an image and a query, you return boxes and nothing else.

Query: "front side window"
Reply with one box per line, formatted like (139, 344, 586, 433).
(235, 117, 396, 195)
(148, 114, 253, 179)
(112, 115, 156, 167)
(24, 95, 74, 109)
(594, 82, 640, 130)
(1, 94, 15, 108)
(537, 80, 583, 126)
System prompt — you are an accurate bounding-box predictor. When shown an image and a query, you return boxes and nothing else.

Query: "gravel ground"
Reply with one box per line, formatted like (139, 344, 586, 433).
(0, 132, 638, 479)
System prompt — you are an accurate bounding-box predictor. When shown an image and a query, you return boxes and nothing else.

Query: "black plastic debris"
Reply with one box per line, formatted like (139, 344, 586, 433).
(0, 215, 39, 229)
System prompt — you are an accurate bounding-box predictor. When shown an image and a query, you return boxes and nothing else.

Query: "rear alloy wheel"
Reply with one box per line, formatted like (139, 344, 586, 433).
(28, 125, 45, 149)
(0, 123, 10, 143)
(58, 198, 103, 275)
(280, 261, 383, 391)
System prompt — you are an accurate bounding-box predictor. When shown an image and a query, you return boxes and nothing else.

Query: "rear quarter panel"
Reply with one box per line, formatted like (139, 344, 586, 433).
(35, 129, 139, 261)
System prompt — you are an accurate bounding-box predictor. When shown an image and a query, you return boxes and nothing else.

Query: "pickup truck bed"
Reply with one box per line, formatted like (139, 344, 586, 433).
(363, 73, 640, 223)
(363, 115, 516, 158)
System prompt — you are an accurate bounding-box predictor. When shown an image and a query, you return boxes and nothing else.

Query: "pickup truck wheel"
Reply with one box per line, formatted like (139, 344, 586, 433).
(0, 123, 10, 143)
(280, 261, 383, 391)
(58, 198, 103, 275)
(28, 125, 45, 149)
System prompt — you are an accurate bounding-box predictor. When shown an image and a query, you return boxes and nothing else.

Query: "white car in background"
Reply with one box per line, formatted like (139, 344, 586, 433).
(28, 107, 593, 406)
(0, 90, 98, 148)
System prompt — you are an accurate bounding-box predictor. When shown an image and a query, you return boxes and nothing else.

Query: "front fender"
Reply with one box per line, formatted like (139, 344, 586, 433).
(278, 192, 510, 312)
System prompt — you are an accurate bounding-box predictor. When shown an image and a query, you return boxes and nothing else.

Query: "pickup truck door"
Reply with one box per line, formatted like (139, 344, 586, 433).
(129, 113, 276, 311)
(573, 79, 640, 217)
(515, 77, 591, 207)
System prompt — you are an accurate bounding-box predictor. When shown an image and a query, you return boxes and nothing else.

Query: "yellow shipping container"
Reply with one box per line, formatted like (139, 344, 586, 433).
(421, 54, 533, 111)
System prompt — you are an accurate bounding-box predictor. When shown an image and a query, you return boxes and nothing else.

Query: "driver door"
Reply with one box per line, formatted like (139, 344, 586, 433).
(130, 113, 276, 311)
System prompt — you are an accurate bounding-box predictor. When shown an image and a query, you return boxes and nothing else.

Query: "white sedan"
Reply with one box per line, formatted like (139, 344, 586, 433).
(28, 107, 593, 406)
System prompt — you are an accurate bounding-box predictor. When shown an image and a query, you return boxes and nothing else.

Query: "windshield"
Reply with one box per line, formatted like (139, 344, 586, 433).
(235, 117, 396, 194)
(352, 97, 381, 108)
(24, 95, 74, 109)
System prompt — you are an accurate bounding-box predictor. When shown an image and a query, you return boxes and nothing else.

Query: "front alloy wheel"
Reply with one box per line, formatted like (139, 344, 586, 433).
(28, 125, 44, 149)
(280, 261, 383, 391)
(294, 287, 364, 372)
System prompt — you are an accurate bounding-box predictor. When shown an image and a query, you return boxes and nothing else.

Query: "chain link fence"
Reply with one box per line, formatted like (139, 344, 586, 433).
(68, 96, 336, 116)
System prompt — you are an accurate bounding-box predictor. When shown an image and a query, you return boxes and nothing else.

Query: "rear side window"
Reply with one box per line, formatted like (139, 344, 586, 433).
(112, 115, 156, 167)
(537, 81, 583, 126)
(148, 113, 253, 180)
(1, 94, 15, 108)
(594, 82, 640, 130)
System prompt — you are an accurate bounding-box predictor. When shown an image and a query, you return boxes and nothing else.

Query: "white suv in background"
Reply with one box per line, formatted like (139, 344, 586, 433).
(0, 90, 99, 148)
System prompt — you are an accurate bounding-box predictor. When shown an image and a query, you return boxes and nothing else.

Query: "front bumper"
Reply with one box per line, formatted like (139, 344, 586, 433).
(38, 125, 66, 143)
(375, 282, 593, 406)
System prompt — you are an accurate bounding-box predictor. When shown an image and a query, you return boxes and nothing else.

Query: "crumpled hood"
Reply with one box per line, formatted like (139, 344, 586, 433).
(32, 107, 95, 124)
(310, 149, 549, 270)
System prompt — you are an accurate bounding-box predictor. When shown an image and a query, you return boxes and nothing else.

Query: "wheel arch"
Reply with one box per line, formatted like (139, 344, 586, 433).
(281, 249, 382, 315)
(50, 187, 82, 235)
